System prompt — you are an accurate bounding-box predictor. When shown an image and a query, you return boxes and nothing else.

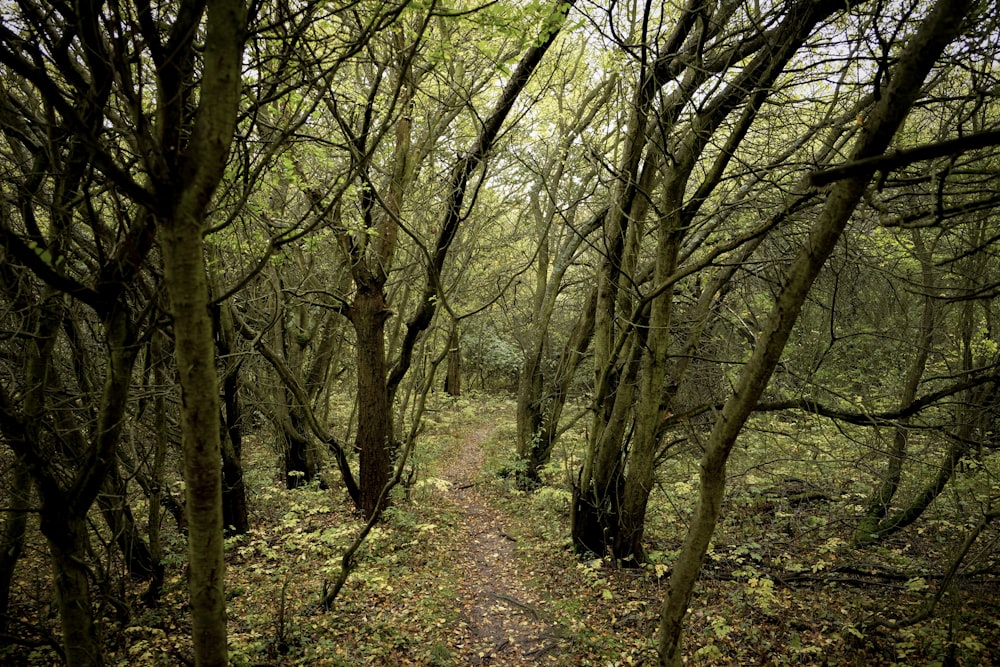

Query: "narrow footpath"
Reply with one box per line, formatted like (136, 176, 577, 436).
(432, 425, 567, 665)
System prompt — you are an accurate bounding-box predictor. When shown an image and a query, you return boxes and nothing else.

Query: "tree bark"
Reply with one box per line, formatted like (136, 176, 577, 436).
(0, 458, 31, 635)
(156, 1, 248, 663)
(161, 215, 230, 667)
(351, 285, 394, 520)
(41, 512, 101, 667)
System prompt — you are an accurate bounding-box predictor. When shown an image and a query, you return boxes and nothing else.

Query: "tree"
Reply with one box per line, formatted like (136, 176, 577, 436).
(0, 1, 247, 663)
(571, 0, 869, 562)
(510, 40, 615, 482)
(655, 0, 978, 662)
(263, 1, 579, 519)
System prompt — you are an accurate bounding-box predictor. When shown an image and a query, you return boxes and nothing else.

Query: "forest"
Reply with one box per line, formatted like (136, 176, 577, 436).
(1, 0, 999, 665)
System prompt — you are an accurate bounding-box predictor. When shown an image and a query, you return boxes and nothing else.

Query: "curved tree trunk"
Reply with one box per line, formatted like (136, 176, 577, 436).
(865, 300, 993, 541)
(657, 1, 973, 662)
(97, 464, 158, 579)
(41, 512, 102, 667)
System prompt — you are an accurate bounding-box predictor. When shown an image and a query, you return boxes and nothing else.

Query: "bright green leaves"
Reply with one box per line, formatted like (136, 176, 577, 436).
(26, 239, 64, 269)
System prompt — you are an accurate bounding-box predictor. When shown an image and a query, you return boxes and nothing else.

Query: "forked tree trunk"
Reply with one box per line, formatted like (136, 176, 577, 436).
(862, 296, 991, 541)
(517, 285, 597, 483)
(97, 465, 158, 579)
(856, 229, 935, 543)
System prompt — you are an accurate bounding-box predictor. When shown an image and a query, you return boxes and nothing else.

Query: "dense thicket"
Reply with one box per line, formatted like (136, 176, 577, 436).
(1, 0, 999, 665)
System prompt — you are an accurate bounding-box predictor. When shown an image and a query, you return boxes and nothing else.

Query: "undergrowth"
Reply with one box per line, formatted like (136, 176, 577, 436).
(2, 394, 997, 666)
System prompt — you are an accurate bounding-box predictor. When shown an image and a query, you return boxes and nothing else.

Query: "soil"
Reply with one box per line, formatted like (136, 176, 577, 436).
(434, 425, 566, 665)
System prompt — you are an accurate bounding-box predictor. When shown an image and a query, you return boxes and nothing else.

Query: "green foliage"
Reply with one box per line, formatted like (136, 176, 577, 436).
(463, 332, 521, 390)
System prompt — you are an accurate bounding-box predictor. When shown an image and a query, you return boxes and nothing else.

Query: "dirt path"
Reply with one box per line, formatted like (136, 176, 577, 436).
(434, 425, 563, 665)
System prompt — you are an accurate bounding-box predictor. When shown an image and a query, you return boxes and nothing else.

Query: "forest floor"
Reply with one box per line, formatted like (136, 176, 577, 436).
(216, 396, 998, 666)
(435, 423, 569, 664)
(215, 398, 663, 666)
(4, 395, 999, 666)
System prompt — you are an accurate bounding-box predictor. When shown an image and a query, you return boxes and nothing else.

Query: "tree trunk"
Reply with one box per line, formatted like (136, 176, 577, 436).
(40, 512, 103, 667)
(865, 297, 991, 541)
(616, 224, 679, 563)
(855, 229, 935, 543)
(515, 350, 545, 479)
(351, 285, 393, 520)
(0, 459, 31, 634)
(221, 423, 250, 535)
(215, 297, 250, 534)
(282, 407, 319, 489)
(444, 327, 462, 397)
(161, 216, 229, 667)
(156, 1, 247, 662)
(573, 334, 643, 555)
(145, 332, 169, 604)
(575, 131, 660, 555)
(97, 464, 157, 579)
(518, 286, 597, 483)
(656, 1, 973, 662)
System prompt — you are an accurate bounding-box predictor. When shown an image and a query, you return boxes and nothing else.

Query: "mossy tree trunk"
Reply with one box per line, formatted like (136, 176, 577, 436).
(657, 1, 973, 661)
(153, 0, 248, 663)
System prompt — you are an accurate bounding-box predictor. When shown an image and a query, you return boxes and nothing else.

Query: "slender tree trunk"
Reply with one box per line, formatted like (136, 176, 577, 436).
(518, 285, 597, 482)
(868, 298, 989, 540)
(215, 297, 250, 534)
(516, 350, 545, 478)
(220, 423, 250, 535)
(0, 459, 31, 634)
(617, 221, 680, 563)
(657, 1, 973, 662)
(575, 155, 659, 555)
(156, 1, 247, 662)
(161, 217, 229, 666)
(144, 332, 169, 604)
(573, 334, 643, 555)
(24, 294, 107, 667)
(97, 465, 157, 579)
(856, 230, 935, 543)
(533, 287, 597, 459)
